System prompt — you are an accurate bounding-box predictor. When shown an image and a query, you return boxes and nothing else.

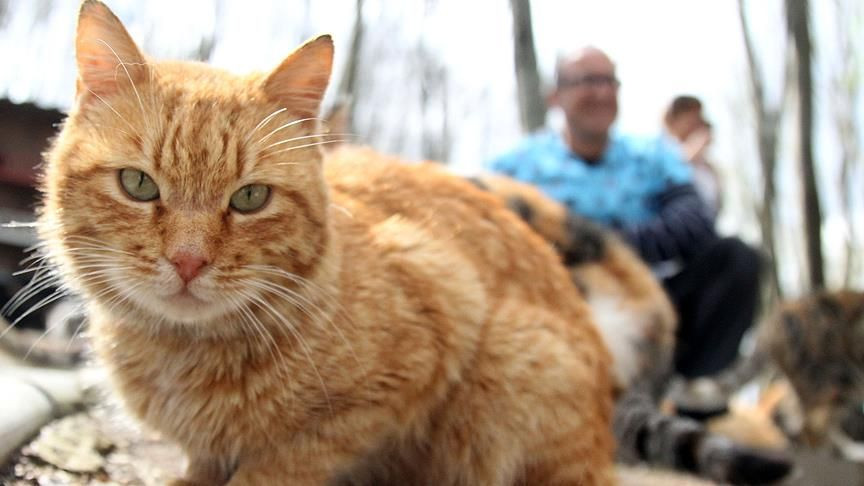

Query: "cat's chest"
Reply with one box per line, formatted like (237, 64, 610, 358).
(95, 323, 308, 446)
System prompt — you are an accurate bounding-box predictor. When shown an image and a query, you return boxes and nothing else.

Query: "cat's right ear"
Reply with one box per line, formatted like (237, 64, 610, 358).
(263, 35, 334, 118)
(75, 0, 147, 101)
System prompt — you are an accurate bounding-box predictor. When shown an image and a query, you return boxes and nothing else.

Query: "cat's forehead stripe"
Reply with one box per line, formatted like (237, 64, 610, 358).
(143, 94, 249, 190)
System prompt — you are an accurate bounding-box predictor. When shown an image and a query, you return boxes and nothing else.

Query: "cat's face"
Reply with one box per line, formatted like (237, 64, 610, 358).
(40, 1, 334, 326)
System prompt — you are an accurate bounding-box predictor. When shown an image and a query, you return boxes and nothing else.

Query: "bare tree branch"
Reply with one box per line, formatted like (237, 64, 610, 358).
(737, 0, 786, 297)
(509, 0, 546, 133)
(831, 0, 862, 285)
(787, 0, 825, 289)
(333, 0, 365, 134)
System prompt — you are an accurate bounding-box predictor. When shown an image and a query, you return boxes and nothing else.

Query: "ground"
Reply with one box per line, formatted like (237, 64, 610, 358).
(1, 345, 862, 485)
(1, 405, 720, 486)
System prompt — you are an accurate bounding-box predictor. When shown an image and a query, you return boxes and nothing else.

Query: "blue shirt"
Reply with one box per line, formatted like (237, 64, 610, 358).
(489, 132, 692, 227)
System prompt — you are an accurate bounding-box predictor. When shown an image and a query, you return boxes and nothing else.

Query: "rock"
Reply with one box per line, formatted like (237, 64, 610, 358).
(25, 414, 111, 473)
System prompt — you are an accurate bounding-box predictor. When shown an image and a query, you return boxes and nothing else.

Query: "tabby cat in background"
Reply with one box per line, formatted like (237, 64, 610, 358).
(36, 1, 615, 484)
(742, 289, 864, 449)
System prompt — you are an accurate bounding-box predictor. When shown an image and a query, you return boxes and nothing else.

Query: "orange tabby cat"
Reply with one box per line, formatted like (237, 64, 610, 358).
(37, 2, 615, 484)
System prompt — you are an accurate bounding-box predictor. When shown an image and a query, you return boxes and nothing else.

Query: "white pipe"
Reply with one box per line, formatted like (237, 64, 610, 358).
(0, 367, 103, 464)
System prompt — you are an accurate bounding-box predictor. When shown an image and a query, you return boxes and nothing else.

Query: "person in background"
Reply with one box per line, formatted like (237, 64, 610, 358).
(664, 95, 722, 216)
(487, 45, 784, 481)
(489, 46, 761, 405)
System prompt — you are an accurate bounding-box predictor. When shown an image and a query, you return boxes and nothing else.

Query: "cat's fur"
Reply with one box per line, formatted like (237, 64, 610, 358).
(37, 2, 615, 485)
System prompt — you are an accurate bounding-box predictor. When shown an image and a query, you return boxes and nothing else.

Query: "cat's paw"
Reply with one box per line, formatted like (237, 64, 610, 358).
(696, 435, 794, 485)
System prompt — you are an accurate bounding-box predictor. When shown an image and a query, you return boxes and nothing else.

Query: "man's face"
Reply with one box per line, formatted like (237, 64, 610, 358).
(552, 52, 619, 138)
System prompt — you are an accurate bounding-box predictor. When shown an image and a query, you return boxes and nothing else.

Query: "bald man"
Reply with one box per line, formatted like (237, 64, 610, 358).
(492, 45, 760, 382)
(552, 47, 621, 160)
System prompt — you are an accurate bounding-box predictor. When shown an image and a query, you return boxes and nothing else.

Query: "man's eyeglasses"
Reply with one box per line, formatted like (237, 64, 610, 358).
(557, 74, 620, 90)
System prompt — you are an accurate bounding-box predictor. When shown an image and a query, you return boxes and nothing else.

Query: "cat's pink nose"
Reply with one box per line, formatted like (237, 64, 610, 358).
(170, 252, 209, 283)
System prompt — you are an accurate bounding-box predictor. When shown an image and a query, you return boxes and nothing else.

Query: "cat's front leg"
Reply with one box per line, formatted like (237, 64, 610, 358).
(225, 454, 334, 486)
(169, 454, 233, 486)
(226, 438, 367, 486)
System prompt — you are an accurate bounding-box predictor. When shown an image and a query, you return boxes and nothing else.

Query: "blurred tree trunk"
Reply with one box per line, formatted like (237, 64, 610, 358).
(787, 0, 825, 289)
(832, 0, 862, 286)
(418, 44, 450, 162)
(193, 0, 223, 62)
(737, 0, 786, 298)
(509, 0, 546, 133)
(333, 0, 365, 134)
(417, 0, 450, 162)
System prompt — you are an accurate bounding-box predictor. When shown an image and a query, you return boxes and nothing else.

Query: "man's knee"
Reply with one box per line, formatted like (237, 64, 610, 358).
(722, 237, 761, 284)
(697, 237, 761, 282)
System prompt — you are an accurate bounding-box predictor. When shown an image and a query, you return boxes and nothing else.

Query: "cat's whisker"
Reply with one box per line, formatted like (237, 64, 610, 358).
(24, 237, 50, 246)
(12, 260, 53, 276)
(7, 257, 55, 285)
(265, 140, 357, 160)
(63, 300, 92, 354)
(244, 267, 344, 318)
(2, 272, 62, 317)
(245, 281, 338, 343)
(9, 288, 71, 328)
(64, 237, 133, 248)
(245, 265, 352, 326)
(21, 293, 90, 362)
(71, 264, 135, 273)
(86, 122, 136, 139)
(64, 260, 126, 270)
(96, 279, 144, 318)
(228, 294, 292, 382)
(19, 255, 49, 272)
(247, 278, 363, 374)
(59, 303, 90, 347)
(64, 237, 137, 256)
(75, 275, 137, 296)
(330, 203, 354, 219)
(22, 318, 66, 363)
(17, 255, 52, 275)
(65, 235, 116, 244)
(229, 293, 285, 358)
(19, 250, 49, 268)
(246, 107, 288, 143)
(85, 88, 140, 136)
(231, 298, 299, 412)
(146, 62, 163, 138)
(255, 117, 323, 146)
(0, 273, 62, 340)
(237, 288, 333, 415)
(260, 133, 357, 152)
(98, 39, 152, 134)
(245, 279, 324, 328)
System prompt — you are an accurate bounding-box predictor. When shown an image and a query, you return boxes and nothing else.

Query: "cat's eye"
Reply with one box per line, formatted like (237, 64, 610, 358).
(119, 168, 160, 201)
(230, 184, 271, 213)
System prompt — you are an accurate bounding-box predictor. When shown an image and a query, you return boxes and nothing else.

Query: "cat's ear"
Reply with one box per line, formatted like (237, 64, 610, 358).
(263, 35, 334, 118)
(75, 0, 148, 100)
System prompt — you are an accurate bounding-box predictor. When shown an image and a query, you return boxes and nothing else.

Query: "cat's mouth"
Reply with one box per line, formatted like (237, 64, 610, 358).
(144, 285, 228, 324)
(171, 288, 207, 305)
(112, 263, 241, 325)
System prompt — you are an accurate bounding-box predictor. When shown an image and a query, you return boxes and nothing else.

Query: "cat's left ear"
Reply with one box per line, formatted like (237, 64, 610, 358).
(263, 35, 334, 118)
(75, 0, 148, 101)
